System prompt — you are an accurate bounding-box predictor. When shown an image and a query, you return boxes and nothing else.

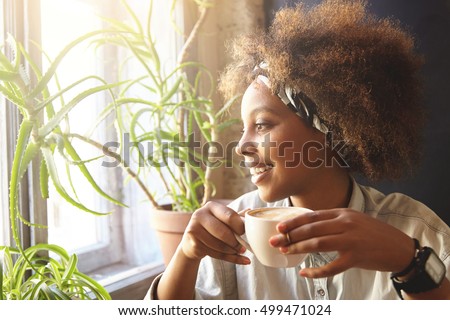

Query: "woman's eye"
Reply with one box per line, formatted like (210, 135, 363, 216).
(255, 122, 269, 131)
(240, 121, 271, 135)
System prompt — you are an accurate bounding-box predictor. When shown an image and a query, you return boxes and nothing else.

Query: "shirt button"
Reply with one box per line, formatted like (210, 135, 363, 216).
(317, 288, 326, 296)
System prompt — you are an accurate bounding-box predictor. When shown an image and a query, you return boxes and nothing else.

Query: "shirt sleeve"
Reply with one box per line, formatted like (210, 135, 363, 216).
(144, 273, 163, 300)
(194, 257, 239, 299)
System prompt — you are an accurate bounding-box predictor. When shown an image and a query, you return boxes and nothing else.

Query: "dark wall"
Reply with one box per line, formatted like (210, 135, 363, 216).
(266, 0, 450, 225)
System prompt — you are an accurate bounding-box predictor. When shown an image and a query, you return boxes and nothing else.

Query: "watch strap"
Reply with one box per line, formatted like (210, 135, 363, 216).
(391, 241, 445, 299)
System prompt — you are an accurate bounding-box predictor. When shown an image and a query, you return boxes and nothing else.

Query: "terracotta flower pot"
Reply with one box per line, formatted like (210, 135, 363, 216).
(150, 208, 192, 266)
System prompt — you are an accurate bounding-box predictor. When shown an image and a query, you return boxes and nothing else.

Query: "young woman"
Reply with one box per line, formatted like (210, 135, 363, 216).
(147, 0, 450, 299)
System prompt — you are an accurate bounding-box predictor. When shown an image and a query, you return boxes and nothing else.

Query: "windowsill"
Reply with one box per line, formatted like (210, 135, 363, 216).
(90, 262, 165, 300)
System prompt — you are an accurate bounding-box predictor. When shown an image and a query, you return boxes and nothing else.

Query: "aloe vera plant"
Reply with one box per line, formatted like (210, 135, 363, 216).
(0, 31, 127, 254)
(0, 29, 123, 299)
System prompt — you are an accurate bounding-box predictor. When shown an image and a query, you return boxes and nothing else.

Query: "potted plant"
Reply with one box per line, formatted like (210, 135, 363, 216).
(81, 0, 238, 265)
(0, 244, 110, 300)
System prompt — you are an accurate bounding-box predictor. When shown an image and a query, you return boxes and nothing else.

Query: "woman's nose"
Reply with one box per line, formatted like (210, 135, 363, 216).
(235, 132, 258, 156)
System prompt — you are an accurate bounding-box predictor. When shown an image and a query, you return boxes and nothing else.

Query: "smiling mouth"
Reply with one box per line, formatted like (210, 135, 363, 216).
(249, 164, 274, 175)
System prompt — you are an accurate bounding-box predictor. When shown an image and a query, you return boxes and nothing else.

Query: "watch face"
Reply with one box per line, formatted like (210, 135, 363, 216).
(425, 251, 446, 284)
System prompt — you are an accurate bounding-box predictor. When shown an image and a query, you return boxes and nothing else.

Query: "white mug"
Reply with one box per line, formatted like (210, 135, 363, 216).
(236, 207, 311, 268)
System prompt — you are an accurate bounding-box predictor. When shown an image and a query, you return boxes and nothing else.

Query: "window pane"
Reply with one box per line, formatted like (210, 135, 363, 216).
(38, 0, 166, 272)
(40, 0, 110, 253)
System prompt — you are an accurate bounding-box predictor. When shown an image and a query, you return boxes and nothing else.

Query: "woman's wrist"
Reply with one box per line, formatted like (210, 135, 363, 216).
(156, 245, 202, 300)
(392, 238, 420, 281)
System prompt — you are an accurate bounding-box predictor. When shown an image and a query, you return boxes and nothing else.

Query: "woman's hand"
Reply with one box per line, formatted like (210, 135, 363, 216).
(269, 208, 416, 278)
(181, 201, 250, 265)
(156, 202, 249, 299)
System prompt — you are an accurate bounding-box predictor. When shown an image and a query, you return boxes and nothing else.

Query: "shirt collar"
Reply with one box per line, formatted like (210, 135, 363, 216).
(347, 177, 365, 213)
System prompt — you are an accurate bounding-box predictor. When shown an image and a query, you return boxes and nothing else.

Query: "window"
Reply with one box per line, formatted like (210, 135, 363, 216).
(0, 0, 183, 297)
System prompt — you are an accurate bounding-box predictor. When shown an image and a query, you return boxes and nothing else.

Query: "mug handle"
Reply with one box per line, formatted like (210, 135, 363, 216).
(235, 208, 252, 253)
(234, 233, 253, 254)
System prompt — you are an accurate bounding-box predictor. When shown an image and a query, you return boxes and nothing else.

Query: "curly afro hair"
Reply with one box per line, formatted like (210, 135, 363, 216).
(219, 0, 425, 181)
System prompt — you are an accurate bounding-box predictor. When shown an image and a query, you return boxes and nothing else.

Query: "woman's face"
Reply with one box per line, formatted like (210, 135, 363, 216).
(236, 79, 327, 203)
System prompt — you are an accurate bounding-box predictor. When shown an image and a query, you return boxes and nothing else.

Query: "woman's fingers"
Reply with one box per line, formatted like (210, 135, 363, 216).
(203, 201, 246, 235)
(270, 210, 344, 247)
(182, 201, 247, 263)
(282, 234, 351, 255)
(183, 229, 250, 265)
(299, 254, 352, 278)
(194, 202, 245, 248)
(185, 223, 244, 255)
(276, 209, 341, 234)
(270, 219, 344, 247)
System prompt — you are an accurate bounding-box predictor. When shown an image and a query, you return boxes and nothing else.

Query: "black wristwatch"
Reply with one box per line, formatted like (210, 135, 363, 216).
(391, 238, 446, 299)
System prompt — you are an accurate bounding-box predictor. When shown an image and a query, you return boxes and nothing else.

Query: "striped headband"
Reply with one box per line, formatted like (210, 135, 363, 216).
(254, 62, 329, 134)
